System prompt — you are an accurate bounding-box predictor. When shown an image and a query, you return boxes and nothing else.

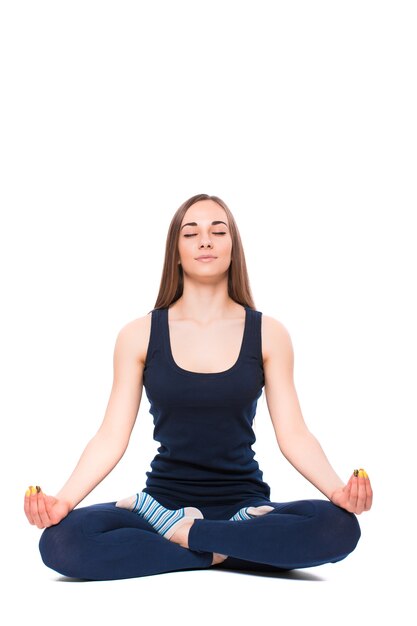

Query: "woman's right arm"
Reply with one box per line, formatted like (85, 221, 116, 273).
(24, 313, 151, 529)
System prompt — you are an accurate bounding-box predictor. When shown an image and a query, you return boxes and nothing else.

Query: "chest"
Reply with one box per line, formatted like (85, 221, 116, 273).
(168, 317, 246, 374)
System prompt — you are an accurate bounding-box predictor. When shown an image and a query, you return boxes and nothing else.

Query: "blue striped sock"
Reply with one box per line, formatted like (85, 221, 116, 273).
(230, 505, 275, 521)
(230, 507, 253, 521)
(116, 492, 204, 538)
(132, 492, 185, 536)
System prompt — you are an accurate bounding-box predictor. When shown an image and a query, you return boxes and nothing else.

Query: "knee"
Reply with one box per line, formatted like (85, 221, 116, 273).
(316, 500, 361, 557)
(343, 510, 362, 554)
(39, 512, 86, 578)
(39, 524, 67, 575)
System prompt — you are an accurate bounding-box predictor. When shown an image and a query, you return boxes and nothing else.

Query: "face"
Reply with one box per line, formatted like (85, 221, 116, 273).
(178, 200, 233, 277)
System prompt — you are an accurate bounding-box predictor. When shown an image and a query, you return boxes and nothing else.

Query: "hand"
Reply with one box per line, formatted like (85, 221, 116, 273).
(330, 470, 373, 515)
(24, 486, 71, 529)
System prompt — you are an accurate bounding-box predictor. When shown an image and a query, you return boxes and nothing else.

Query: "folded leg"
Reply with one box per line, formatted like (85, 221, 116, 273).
(188, 499, 361, 570)
(39, 502, 213, 580)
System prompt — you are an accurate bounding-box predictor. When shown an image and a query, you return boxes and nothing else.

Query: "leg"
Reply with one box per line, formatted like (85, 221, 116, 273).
(39, 502, 213, 580)
(186, 499, 361, 570)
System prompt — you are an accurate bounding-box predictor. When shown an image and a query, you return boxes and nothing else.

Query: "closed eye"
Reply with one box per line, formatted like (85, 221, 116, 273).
(184, 232, 226, 237)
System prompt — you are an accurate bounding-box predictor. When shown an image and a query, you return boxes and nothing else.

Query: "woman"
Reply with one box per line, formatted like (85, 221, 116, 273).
(24, 193, 373, 580)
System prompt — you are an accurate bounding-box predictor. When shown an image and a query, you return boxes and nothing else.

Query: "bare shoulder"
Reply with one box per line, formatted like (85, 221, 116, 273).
(115, 311, 152, 367)
(261, 313, 294, 365)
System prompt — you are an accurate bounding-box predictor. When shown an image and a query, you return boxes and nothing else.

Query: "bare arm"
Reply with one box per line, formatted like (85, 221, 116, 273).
(24, 314, 150, 527)
(262, 315, 372, 513)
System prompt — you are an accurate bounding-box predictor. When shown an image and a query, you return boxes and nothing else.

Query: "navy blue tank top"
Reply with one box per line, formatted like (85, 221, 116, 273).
(142, 305, 271, 507)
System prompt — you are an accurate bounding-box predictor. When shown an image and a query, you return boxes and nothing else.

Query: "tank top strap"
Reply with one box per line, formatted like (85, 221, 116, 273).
(144, 307, 165, 369)
(244, 307, 263, 364)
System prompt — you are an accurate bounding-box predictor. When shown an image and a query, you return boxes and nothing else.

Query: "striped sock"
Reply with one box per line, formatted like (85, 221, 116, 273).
(115, 491, 204, 539)
(230, 504, 275, 521)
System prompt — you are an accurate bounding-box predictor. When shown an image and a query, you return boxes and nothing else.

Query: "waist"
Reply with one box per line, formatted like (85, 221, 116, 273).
(144, 474, 271, 508)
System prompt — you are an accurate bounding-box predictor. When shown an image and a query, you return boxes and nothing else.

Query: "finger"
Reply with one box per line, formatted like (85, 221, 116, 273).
(355, 471, 367, 514)
(24, 487, 35, 524)
(36, 489, 52, 528)
(347, 481, 361, 514)
(364, 473, 373, 511)
(28, 486, 43, 528)
(356, 469, 373, 513)
(349, 474, 358, 507)
(347, 469, 361, 490)
(44, 495, 59, 524)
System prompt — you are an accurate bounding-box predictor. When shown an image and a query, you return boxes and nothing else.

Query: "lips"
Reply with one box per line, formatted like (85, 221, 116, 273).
(195, 255, 217, 260)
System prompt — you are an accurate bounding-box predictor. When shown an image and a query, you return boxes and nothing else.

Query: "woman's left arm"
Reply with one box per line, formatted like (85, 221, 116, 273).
(262, 315, 373, 515)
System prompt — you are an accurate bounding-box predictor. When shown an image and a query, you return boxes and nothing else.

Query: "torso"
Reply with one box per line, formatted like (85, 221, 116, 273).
(140, 303, 273, 507)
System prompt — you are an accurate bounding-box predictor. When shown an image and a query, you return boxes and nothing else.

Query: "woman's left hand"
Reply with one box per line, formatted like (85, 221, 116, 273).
(330, 470, 373, 514)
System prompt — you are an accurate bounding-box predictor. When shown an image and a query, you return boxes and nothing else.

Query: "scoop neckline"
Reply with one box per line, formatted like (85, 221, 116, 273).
(163, 305, 250, 377)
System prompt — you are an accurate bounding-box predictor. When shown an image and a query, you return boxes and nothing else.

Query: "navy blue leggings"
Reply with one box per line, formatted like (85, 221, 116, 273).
(39, 498, 361, 581)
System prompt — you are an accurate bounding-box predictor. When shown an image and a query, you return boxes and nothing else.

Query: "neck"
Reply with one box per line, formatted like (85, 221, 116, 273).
(170, 288, 241, 323)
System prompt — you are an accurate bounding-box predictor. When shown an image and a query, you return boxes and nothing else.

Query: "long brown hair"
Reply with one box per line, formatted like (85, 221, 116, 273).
(153, 194, 256, 310)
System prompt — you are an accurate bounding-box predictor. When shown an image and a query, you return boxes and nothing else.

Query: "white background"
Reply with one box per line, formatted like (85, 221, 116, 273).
(1, 1, 416, 624)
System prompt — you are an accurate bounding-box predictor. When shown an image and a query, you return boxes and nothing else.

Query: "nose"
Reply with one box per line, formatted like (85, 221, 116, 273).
(199, 237, 213, 248)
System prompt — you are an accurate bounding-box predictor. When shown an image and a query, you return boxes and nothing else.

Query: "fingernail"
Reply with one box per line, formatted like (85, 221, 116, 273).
(358, 470, 365, 478)
(30, 486, 37, 495)
(353, 469, 359, 477)
(25, 488, 31, 497)
(36, 486, 41, 493)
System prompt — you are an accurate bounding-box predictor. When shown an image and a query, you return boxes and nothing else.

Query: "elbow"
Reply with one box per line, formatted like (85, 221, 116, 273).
(93, 428, 130, 462)
(274, 434, 293, 461)
(274, 424, 312, 459)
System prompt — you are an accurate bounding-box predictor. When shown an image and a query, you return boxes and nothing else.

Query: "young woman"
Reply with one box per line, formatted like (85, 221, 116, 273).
(24, 193, 373, 580)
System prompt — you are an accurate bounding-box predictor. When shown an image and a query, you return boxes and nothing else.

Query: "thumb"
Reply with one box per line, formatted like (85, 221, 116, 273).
(44, 494, 58, 511)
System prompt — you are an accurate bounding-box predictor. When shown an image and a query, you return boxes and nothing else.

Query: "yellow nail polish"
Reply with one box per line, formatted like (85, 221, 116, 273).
(358, 470, 365, 478)
(25, 488, 31, 497)
(30, 486, 37, 495)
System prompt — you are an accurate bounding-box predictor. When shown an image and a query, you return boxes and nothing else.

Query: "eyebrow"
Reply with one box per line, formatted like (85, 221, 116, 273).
(180, 220, 228, 230)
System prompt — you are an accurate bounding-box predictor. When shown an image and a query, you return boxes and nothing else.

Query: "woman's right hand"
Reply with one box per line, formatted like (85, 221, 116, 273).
(24, 486, 71, 529)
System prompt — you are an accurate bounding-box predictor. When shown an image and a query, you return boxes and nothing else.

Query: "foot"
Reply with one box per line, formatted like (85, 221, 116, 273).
(115, 494, 137, 510)
(115, 492, 204, 539)
(247, 505, 275, 516)
(169, 520, 228, 565)
(168, 517, 195, 548)
(212, 552, 228, 566)
(230, 504, 274, 521)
